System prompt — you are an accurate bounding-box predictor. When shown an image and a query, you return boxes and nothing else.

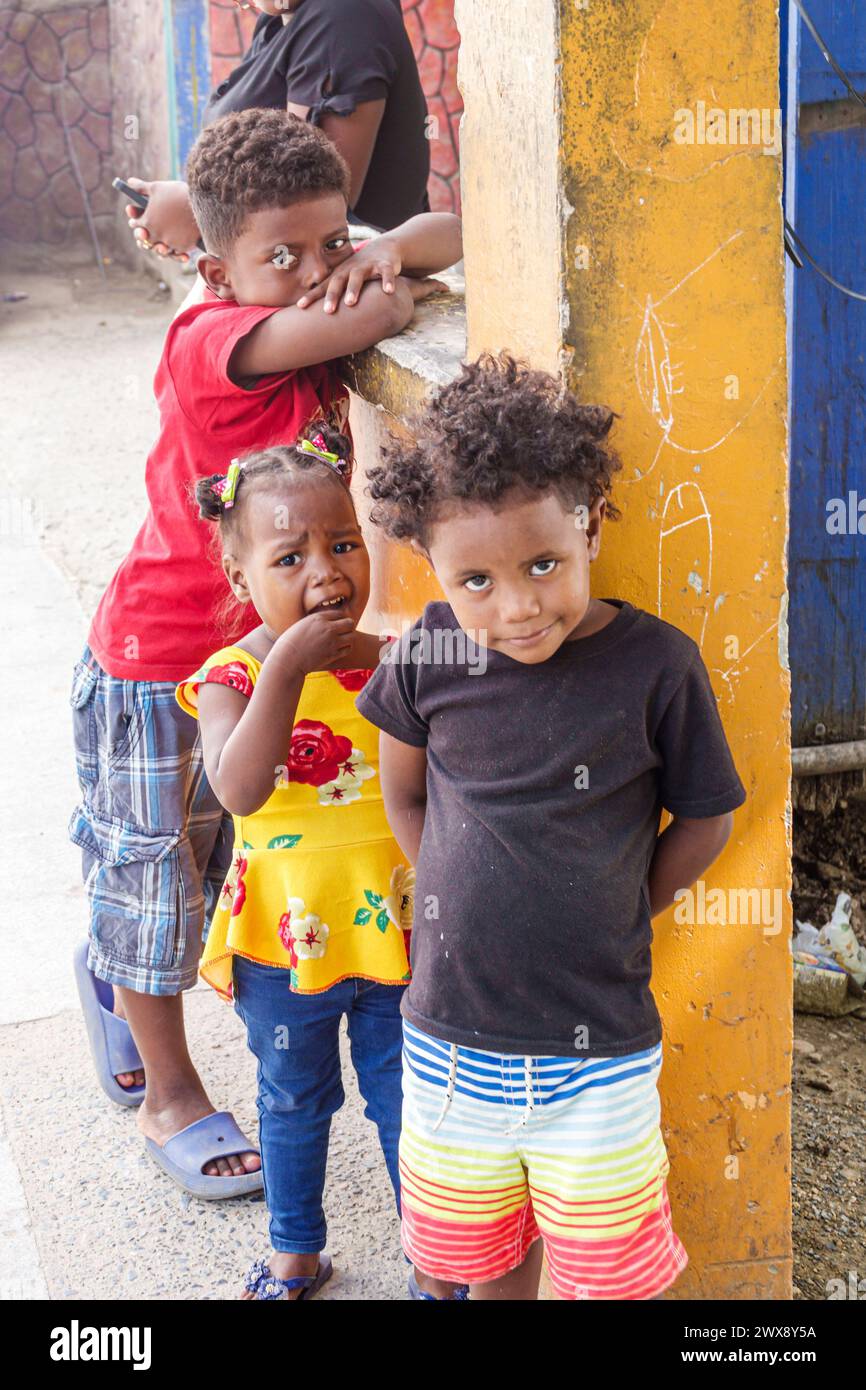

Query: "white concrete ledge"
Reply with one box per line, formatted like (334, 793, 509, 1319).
(342, 271, 466, 423)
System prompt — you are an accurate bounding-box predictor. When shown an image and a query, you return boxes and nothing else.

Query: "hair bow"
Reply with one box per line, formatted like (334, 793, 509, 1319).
(299, 432, 350, 477)
(213, 459, 242, 509)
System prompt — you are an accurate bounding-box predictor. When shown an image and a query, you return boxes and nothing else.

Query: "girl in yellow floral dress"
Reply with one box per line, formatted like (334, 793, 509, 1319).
(176, 423, 458, 1302)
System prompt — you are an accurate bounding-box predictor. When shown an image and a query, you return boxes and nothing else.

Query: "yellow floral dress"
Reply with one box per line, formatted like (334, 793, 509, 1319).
(175, 646, 413, 1001)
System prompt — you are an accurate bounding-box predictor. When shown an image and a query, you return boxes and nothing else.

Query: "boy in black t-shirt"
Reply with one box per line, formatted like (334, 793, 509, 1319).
(356, 352, 747, 1302)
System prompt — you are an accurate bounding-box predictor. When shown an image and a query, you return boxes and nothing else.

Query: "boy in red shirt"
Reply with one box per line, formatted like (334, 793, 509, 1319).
(70, 107, 461, 1197)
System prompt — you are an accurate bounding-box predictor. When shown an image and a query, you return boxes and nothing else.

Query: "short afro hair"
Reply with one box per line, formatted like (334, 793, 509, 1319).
(187, 108, 351, 256)
(366, 352, 622, 547)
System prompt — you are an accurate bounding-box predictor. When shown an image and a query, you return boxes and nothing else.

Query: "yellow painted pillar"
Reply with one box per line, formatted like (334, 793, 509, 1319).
(456, 0, 791, 1298)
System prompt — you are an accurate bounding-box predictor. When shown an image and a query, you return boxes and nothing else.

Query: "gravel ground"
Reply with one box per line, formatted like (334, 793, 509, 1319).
(792, 798, 866, 1300)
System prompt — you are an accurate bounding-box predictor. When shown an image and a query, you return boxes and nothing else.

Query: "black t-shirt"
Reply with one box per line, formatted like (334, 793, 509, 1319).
(356, 599, 748, 1056)
(203, 0, 430, 231)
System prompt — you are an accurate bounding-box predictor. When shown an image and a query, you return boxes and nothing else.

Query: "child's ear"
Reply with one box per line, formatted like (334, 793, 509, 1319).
(586, 497, 606, 561)
(198, 252, 235, 301)
(223, 552, 251, 603)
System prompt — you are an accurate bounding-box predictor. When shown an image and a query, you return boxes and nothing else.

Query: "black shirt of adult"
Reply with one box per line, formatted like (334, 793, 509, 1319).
(203, 0, 431, 231)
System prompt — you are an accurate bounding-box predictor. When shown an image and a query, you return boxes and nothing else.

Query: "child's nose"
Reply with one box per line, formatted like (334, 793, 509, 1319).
(499, 587, 542, 623)
(309, 552, 342, 584)
(303, 254, 330, 290)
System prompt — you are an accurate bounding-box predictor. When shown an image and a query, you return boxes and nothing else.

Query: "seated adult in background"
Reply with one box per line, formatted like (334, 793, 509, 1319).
(127, 0, 431, 259)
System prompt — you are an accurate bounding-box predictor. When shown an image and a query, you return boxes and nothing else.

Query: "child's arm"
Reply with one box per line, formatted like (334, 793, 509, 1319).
(377, 730, 429, 864)
(230, 275, 438, 378)
(645, 813, 734, 917)
(197, 610, 354, 817)
(363, 213, 463, 279)
(297, 213, 462, 312)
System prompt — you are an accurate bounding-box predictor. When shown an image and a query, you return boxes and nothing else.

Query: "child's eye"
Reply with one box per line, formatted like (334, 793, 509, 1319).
(271, 245, 298, 270)
(333, 541, 357, 555)
(530, 559, 557, 576)
(278, 552, 302, 567)
(326, 237, 349, 253)
(464, 575, 491, 592)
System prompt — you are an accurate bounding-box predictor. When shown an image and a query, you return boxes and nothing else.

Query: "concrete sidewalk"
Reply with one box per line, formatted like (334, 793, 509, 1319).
(0, 259, 405, 1301)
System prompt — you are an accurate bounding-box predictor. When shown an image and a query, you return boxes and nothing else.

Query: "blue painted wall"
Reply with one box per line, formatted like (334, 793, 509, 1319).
(787, 0, 866, 745)
(165, 0, 212, 177)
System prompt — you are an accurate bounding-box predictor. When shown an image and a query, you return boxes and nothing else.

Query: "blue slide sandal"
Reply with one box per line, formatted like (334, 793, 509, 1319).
(73, 940, 146, 1107)
(145, 1110, 264, 1200)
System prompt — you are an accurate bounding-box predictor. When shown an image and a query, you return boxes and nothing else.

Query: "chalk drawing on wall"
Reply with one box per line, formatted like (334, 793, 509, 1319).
(711, 620, 780, 707)
(657, 481, 713, 651)
(621, 229, 779, 484)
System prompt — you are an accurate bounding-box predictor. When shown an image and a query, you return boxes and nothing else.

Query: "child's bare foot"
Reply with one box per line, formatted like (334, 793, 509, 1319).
(111, 987, 145, 1090)
(137, 1090, 262, 1178)
(241, 1252, 321, 1300)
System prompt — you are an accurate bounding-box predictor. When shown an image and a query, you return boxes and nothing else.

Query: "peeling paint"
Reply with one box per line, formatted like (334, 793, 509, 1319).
(777, 589, 789, 672)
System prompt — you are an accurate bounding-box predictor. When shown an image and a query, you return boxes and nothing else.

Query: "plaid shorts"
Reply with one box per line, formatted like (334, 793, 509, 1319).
(399, 1021, 688, 1299)
(68, 645, 233, 995)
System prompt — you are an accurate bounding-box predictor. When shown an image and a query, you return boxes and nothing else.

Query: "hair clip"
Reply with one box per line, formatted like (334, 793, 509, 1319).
(214, 459, 242, 509)
(299, 433, 350, 477)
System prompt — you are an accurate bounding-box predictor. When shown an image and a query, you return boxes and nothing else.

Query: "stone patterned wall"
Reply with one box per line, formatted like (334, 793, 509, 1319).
(207, 0, 462, 213)
(105, 2, 171, 192)
(209, 0, 254, 92)
(402, 0, 461, 214)
(0, 1, 113, 246)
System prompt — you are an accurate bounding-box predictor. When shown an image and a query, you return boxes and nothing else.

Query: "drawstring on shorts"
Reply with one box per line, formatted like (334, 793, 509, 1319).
(431, 1043, 459, 1132)
(504, 1056, 537, 1134)
(429, 1046, 539, 1135)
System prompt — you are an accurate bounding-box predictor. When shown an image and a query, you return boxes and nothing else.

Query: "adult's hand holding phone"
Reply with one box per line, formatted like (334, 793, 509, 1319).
(125, 178, 201, 261)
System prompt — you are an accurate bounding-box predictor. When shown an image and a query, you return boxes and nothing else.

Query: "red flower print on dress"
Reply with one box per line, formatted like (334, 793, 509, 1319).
(277, 897, 328, 969)
(231, 858, 248, 916)
(332, 669, 374, 692)
(286, 720, 352, 787)
(204, 661, 254, 699)
(278, 912, 297, 968)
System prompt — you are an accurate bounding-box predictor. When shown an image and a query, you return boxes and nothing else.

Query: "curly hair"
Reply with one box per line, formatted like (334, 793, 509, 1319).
(366, 353, 622, 548)
(187, 109, 351, 256)
(195, 420, 354, 556)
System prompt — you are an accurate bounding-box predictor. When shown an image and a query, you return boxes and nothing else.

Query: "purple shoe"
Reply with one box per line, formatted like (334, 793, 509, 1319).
(145, 1110, 263, 1200)
(74, 940, 145, 1107)
(408, 1270, 469, 1300)
(244, 1256, 334, 1300)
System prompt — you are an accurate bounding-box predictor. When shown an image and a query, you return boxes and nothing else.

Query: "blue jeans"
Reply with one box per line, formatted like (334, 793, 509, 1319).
(232, 956, 405, 1254)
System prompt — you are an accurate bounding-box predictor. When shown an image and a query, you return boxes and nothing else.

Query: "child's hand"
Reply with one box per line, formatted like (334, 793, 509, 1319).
(276, 609, 355, 675)
(297, 237, 404, 313)
(404, 277, 450, 303)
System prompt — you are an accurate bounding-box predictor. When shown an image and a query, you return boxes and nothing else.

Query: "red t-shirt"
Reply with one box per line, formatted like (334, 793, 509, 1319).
(88, 293, 350, 680)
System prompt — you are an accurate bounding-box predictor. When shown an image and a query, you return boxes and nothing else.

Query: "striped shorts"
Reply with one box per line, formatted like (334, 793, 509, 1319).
(400, 1021, 688, 1300)
(68, 646, 232, 994)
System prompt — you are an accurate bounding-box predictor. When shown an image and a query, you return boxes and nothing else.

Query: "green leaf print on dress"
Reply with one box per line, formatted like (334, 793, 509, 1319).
(354, 868, 416, 936)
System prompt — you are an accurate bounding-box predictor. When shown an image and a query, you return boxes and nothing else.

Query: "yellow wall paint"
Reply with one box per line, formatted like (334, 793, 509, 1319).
(555, 1, 791, 1296)
(350, 0, 791, 1298)
(350, 398, 443, 638)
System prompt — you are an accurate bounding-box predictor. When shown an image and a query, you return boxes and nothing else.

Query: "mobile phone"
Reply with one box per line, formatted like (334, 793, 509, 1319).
(112, 177, 148, 211)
